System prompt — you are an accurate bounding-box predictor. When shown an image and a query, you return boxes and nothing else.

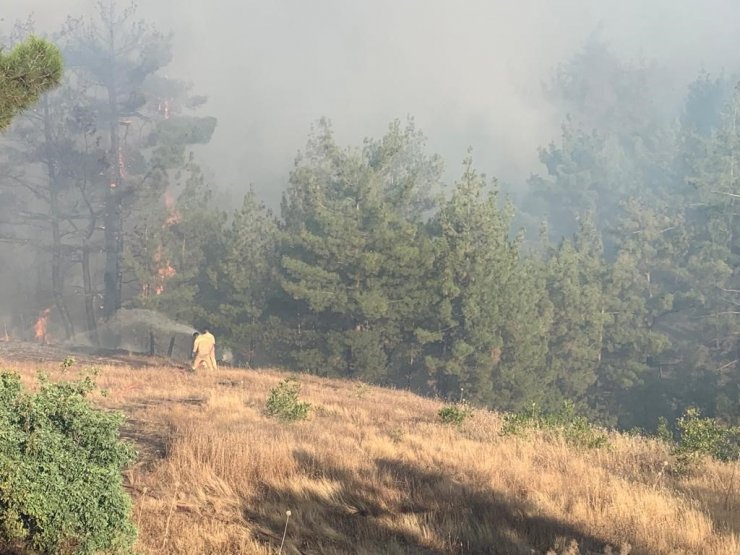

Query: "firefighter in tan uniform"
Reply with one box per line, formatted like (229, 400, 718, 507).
(191, 328, 217, 371)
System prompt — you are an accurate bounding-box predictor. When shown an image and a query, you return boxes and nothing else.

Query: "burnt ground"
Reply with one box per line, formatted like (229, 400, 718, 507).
(0, 339, 187, 368)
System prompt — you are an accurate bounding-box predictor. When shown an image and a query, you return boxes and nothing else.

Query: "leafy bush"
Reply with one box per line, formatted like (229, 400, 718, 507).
(438, 403, 471, 425)
(265, 378, 311, 421)
(501, 401, 608, 449)
(674, 408, 739, 465)
(655, 416, 673, 443)
(0, 371, 137, 554)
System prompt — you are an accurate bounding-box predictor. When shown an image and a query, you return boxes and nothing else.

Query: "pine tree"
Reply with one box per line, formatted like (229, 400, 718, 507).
(527, 37, 680, 248)
(544, 215, 606, 409)
(0, 35, 62, 130)
(278, 119, 441, 382)
(125, 161, 224, 321)
(594, 199, 675, 427)
(65, 1, 216, 321)
(677, 85, 740, 422)
(202, 188, 279, 365)
(423, 157, 550, 408)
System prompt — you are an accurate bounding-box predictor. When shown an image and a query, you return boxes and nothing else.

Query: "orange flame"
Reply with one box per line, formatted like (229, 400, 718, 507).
(163, 189, 181, 225)
(34, 308, 50, 344)
(152, 247, 176, 296)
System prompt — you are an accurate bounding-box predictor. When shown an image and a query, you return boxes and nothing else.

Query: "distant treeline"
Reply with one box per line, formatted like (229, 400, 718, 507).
(1, 4, 736, 430)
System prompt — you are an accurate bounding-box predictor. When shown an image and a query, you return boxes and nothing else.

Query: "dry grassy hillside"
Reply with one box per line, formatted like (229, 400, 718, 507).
(4, 359, 739, 554)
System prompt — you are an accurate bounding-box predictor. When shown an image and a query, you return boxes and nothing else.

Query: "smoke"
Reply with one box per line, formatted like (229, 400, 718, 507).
(4, 0, 740, 204)
(69, 308, 197, 355)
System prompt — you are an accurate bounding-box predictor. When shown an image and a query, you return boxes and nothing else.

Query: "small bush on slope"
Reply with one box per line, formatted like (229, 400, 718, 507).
(0, 371, 136, 554)
(501, 400, 608, 449)
(265, 378, 311, 421)
(438, 402, 472, 425)
(674, 408, 739, 466)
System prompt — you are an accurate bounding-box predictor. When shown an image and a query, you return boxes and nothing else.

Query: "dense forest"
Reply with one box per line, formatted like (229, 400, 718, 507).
(0, 4, 737, 431)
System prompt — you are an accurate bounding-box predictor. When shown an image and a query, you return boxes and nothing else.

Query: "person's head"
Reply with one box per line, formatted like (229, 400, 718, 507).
(204, 328, 210, 334)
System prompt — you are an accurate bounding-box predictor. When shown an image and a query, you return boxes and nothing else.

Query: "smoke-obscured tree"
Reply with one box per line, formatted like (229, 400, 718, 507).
(0, 21, 100, 341)
(676, 86, 740, 422)
(546, 33, 669, 139)
(65, 1, 215, 322)
(527, 117, 680, 251)
(0, 4, 216, 345)
(601, 85, 740, 428)
(277, 119, 441, 382)
(527, 37, 680, 247)
(592, 200, 673, 427)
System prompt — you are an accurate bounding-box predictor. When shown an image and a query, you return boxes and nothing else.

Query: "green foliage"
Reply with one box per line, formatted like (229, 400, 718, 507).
(438, 402, 472, 425)
(0, 36, 63, 130)
(0, 371, 137, 554)
(656, 416, 673, 443)
(277, 118, 442, 382)
(60, 356, 77, 371)
(198, 188, 280, 364)
(265, 378, 311, 422)
(422, 157, 551, 408)
(501, 401, 609, 449)
(126, 161, 227, 325)
(544, 215, 605, 406)
(674, 408, 739, 464)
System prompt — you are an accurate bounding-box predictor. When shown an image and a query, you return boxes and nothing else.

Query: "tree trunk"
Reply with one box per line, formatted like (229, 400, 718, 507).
(43, 96, 74, 339)
(82, 247, 99, 346)
(102, 36, 123, 321)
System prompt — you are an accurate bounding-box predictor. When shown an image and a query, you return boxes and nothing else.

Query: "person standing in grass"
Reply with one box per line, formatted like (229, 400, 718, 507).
(191, 328, 217, 371)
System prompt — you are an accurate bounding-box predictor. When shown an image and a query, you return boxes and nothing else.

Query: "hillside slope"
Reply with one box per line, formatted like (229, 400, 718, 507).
(4, 359, 738, 554)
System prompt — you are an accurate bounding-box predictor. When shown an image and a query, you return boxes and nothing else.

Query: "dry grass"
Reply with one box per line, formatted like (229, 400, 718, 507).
(3, 359, 738, 554)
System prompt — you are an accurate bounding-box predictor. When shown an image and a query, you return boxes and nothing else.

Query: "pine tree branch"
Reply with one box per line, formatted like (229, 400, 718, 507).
(710, 190, 740, 199)
(715, 359, 738, 372)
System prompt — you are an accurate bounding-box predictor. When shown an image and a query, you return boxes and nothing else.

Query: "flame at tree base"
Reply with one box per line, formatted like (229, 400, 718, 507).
(34, 308, 51, 344)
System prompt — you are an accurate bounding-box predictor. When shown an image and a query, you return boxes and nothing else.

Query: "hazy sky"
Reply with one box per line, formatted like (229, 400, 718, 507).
(4, 0, 740, 204)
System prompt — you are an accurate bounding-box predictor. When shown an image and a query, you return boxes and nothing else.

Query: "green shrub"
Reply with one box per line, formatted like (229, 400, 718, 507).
(674, 408, 739, 465)
(655, 416, 673, 443)
(438, 403, 471, 425)
(0, 371, 137, 554)
(265, 378, 311, 421)
(501, 400, 608, 449)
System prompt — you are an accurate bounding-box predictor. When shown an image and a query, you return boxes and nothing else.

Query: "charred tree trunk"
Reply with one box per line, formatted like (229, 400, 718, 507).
(102, 173, 123, 320)
(81, 247, 99, 346)
(43, 96, 74, 339)
(102, 32, 123, 321)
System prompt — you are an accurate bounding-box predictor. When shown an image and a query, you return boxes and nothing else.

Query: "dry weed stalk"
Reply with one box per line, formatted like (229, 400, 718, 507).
(160, 480, 180, 550)
(278, 510, 291, 554)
